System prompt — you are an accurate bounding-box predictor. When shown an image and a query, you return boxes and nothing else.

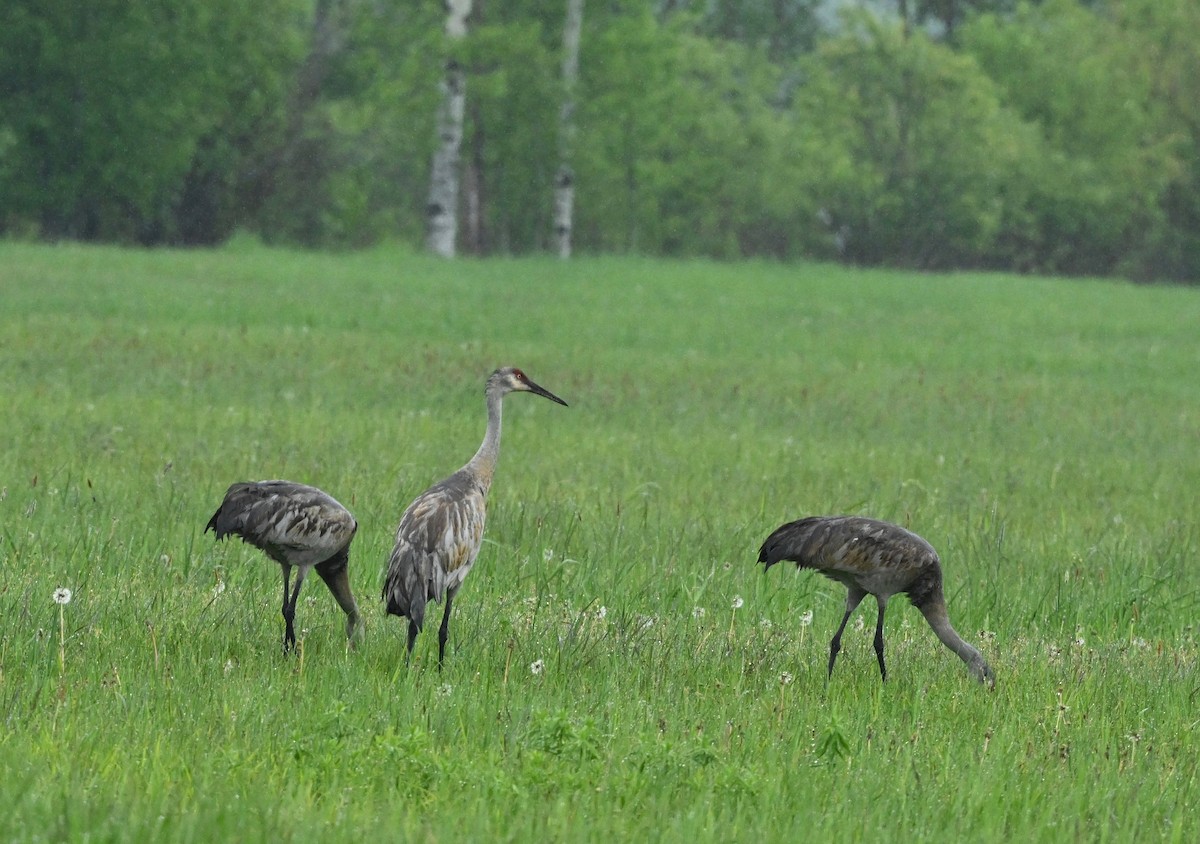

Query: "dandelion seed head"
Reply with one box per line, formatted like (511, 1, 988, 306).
(799, 610, 813, 627)
(692, 606, 706, 619)
(779, 672, 794, 686)
(731, 596, 744, 610)
(530, 659, 545, 675)
(437, 683, 454, 697)
(52, 588, 72, 605)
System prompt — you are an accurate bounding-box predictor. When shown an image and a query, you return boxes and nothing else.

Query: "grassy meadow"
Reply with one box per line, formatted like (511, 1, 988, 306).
(1, 242, 1198, 841)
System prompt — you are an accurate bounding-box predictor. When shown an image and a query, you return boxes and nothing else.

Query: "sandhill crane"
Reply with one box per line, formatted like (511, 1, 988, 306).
(206, 480, 363, 652)
(383, 367, 568, 667)
(757, 515, 994, 686)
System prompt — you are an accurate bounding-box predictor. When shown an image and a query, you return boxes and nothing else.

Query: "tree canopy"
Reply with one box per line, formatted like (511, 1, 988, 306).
(1, 0, 1196, 281)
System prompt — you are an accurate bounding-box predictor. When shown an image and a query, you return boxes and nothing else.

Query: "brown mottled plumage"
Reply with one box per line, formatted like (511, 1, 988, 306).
(383, 367, 568, 667)
(758, 516, 994, 686)
(206, 480, 362, 651)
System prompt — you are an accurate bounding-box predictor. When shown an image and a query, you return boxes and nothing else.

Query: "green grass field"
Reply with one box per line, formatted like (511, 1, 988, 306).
(1, 242, 1197, 841)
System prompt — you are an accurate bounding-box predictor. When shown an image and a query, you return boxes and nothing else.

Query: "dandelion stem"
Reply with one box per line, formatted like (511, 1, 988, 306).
(57, 604, 66, 676)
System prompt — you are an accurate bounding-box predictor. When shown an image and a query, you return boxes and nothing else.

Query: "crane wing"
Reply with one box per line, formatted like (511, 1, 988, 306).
(382, 479, 486, 621)
(206, 480, 357, 567)
(758, 516, 938, 579)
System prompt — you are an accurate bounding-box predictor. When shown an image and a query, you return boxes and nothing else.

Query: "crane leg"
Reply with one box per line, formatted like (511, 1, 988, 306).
(873, 600, 889, 682)
(437, 591, 455, 670)
(827, 589, 866, 680)
(281, 564, 308, 654)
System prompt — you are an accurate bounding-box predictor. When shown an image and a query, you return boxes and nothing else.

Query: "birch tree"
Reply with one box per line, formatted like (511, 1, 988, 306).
(426, 0, 473, 257)
(553, 0, 584, 258)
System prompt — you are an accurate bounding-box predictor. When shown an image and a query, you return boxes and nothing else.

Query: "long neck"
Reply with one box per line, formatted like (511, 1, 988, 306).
(920, 598, 993, 685)
(462, 386, 503, 493)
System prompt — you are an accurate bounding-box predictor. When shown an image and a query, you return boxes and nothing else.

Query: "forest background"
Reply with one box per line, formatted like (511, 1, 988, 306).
(2, 0, 1198, 282)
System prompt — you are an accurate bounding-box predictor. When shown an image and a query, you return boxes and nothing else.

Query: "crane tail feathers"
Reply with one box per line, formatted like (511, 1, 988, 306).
(756, 516, 828, 570)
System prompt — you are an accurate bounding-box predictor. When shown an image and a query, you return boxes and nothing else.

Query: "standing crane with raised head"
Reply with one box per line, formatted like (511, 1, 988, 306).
(757, 515, 994, 686)
(383, 367, 568, 668)
(206, 480, 363, 652)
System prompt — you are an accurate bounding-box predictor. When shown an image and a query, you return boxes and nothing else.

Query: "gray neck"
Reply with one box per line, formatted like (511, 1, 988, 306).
(463, 385, 503, 492)
(921, 600, 994, 685)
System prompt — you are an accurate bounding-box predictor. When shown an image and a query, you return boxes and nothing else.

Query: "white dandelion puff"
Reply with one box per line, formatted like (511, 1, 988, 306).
(596, 606, 607, 620)
(437, 683, 454, 697)
(53, 588, 72, 605)
(779, 672, 794, 686)
(731, 596, 744, 610)
(692, 606, 706, 620)
(799, 610, 813, 627)
(530, 659, 545, 675)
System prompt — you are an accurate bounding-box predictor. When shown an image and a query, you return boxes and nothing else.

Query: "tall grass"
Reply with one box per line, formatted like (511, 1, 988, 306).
(1, 243, 1197, 841)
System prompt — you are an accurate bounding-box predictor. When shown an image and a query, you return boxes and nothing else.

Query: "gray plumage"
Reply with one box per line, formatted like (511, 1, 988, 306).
(206, 480, 362, 651)
(758, 515, 994, 686)
(383, 367, 568, 667)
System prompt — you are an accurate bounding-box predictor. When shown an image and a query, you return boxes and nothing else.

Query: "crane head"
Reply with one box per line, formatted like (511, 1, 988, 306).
(488, 366, 569, 407)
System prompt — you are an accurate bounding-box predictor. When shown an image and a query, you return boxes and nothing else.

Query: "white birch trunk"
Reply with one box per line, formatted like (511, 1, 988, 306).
(425, 0, 473, 258)
(553, 0, 585, 259)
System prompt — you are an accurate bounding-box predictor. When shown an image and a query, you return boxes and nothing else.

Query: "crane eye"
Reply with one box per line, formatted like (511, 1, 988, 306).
(513, 368, 527, 381)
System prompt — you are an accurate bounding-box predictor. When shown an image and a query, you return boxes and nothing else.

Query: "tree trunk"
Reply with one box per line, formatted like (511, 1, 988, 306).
(553, 0, 585, 259)
(426, 0, 473, 258)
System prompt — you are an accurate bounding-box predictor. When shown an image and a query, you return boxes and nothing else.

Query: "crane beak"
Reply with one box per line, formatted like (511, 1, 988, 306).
(525, 378, 569, 407)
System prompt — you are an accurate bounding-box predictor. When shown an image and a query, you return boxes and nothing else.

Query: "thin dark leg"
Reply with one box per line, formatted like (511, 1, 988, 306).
(873, 600, 888, 682)
(280, 565, 295, 652)
(437, 591, 455, 670)
(283, 567, 308, 654)
(828, 590, 865, 680)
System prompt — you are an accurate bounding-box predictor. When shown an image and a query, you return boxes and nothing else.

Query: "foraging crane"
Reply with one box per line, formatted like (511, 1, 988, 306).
(757, 515, 994, 686)
(206, 480, 363, 652)
(383, 367, 568, 667)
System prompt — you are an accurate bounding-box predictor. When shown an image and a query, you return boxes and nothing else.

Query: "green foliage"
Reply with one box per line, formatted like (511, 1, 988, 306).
(3, 1, 1200, 280)
(253, 2, 444, 248)
(1, 244, 1199, 838)
(1111, 0, 1200, 281)
(0, 0, 307, 242)
(962, 0, 1175, 276)
(577, 14, 802, 258)
(792, 18, 1036, 268)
